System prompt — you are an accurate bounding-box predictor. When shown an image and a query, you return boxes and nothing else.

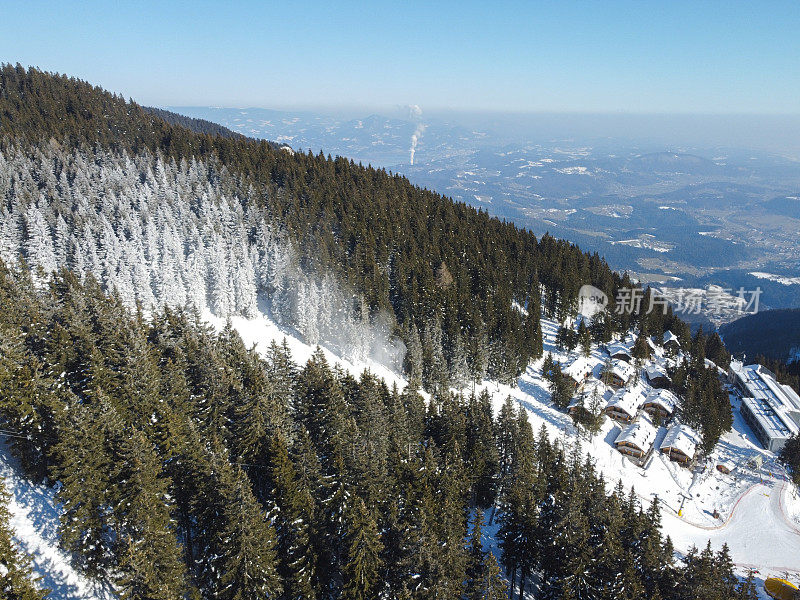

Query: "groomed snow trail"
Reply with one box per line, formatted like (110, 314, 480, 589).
(662, 474, 800, 575)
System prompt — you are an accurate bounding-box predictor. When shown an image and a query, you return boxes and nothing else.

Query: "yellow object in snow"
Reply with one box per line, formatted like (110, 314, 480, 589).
(764, 577, 800, 600)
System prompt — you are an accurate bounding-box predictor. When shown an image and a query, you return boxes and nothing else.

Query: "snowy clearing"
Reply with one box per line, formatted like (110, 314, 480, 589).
(749, 272, 800, 286)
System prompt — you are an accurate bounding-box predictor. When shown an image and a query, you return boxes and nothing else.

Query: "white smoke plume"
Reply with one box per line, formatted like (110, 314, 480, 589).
(407, 104, 425, 165)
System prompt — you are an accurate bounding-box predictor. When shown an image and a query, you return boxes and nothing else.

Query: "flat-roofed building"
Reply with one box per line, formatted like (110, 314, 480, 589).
(729, 361, 800, 453)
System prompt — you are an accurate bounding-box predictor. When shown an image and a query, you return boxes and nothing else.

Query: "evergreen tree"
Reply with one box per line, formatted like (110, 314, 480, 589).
(342, 498, 383, 600)
(632, 330, 651, 361)
(265, 434, 317, 600)
(0, 477, 49, 600)
(217, 466, 282, 600)
(578, 320, 592, 358)
(465, 390, 500, 508)
(52, 399, 117, 578)
(113, 428, 187, 600)
(735, 570, 759, 600)
(779, 433, 800, 485)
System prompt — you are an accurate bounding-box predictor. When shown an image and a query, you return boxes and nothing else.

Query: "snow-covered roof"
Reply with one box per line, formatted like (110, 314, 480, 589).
(645, 364, 670, 383)
(606, 386, 644, 418)
(663, 331, 680, 346)
(610, 359, 635, 383)
(616, 417, 657, 452)
(731, 362, 800, 442)
(607, 342, 632, 358)
(642, 388, 679, 414)
(563, 356, 593, 382)
(660, 423, 699, 458)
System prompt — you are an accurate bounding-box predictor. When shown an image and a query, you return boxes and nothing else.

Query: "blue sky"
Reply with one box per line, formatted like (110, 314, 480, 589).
(2, 0, 798, 113)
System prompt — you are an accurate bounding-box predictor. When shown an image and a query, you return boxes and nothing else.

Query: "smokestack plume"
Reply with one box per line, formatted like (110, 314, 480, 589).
(407, 105, 425, 165)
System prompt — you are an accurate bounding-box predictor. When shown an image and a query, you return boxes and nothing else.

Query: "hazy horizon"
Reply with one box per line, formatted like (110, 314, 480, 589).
(167, 104, 800, 159)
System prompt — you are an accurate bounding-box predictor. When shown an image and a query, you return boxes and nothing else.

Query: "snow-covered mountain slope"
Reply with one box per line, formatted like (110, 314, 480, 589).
(1, 137, 798, 591)
(0, 441, 114, 600)
(0, 145, 403, 369)
(208, 309, 800, 579)
(3, 280, 798, 593)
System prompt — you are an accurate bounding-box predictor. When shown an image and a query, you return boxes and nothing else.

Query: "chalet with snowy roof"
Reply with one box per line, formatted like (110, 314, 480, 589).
(662, 331, 680, 352)
(641, 388, 678, 420)
(645, 364, 671, 388)
(563, 356, 594, 390)
(607, 359, 635, 387)
(615, 416, 657, 459)
(607, 342, 633, 363)
(729, 361, 800, 452)
(604, 387, 644, 423)
(659, 424, 699, 464)
(568, 381, 606, 418)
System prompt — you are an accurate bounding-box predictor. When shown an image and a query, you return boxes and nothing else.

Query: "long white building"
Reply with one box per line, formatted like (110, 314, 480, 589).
(729, 361, 800, 453)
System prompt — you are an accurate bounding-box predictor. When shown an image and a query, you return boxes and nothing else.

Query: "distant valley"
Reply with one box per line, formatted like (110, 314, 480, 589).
(173, 106, 800, 321)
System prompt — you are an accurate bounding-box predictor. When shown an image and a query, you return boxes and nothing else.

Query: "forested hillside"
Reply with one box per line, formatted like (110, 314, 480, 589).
(720, 308, 800, 362)
(0, 260, 755, 599)
(0, 64, 687, 388)
(142, 106, 249, 140)
(0, 64, 749, 599)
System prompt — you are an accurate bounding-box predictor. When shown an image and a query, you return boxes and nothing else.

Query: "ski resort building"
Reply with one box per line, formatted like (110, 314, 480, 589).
(605, 387, 644, 423)
(729, 362, 800, 453)
(644, 364, 671, 388)
(642, 388, 678, 420)
(659, 424, 700, 464)
(615, 416, 657, 459)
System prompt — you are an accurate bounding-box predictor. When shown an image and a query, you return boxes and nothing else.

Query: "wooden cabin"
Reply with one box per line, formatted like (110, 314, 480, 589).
(615, 417, 657, 459)
(604, 387, 644, 423)
(642, 388, 678, 420)
(645, 364, 671, 389)
(659, 424, 699, 464)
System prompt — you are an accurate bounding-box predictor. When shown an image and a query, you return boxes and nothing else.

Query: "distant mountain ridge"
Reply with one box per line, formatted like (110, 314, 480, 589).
(143, 106, 249, 140)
